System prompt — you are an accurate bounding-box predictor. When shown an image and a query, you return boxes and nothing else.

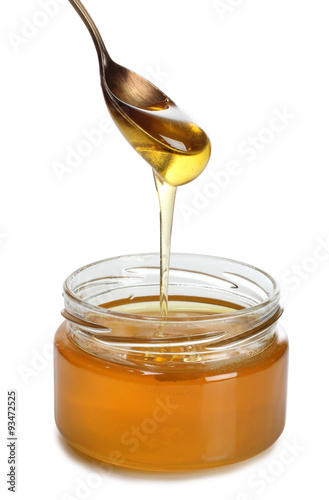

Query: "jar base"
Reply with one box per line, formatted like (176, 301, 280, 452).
(57, 430, 286, 472)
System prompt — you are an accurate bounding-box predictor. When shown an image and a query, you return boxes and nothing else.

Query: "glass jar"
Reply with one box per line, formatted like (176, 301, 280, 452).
(54, 253, 288, 471)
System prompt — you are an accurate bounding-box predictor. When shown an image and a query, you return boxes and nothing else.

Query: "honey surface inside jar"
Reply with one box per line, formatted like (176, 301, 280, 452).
(54, 298, 288, 471)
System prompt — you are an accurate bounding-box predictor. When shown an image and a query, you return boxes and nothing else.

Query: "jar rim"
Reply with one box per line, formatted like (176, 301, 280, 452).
(63, 252, 280, 325)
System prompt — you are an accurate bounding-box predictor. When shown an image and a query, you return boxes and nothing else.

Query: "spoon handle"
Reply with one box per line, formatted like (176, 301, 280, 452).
(68, 0, 109, 67)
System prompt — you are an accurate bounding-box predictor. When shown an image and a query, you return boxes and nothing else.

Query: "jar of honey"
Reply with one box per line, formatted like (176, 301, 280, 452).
(54, 253, 288, 471)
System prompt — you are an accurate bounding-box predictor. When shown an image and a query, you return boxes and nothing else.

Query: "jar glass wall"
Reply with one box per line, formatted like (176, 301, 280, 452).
(54, 254, 288, 471)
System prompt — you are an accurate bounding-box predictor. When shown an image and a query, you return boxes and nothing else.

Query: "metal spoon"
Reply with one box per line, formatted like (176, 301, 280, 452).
(67, 0, 211, 186)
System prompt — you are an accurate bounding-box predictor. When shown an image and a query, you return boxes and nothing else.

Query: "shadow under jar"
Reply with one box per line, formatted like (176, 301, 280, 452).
(54, 254, 289, 472)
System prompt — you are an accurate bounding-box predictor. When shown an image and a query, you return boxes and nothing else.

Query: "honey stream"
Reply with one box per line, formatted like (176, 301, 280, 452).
(103, 91, 211, 316)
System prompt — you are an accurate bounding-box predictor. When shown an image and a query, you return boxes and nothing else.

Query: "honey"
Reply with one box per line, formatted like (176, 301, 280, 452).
(104, 93, 211, 187)
(55, 297, 288, 471)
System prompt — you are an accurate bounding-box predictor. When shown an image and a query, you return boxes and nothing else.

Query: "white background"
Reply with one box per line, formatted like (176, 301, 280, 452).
(1, 0, 328, 498)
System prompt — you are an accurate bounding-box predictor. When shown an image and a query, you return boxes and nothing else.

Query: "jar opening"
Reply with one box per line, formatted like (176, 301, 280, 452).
(63, 253, 280, 325)
(61, 254, 282, 368)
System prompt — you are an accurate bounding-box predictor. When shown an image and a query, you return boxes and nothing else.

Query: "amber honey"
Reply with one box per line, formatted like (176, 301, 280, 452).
(54, 295, 288, 471)
(104, 91, 211, 188)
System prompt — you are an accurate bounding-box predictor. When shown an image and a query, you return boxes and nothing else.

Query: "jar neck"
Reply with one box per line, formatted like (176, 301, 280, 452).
(62, 253, 282, 368)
